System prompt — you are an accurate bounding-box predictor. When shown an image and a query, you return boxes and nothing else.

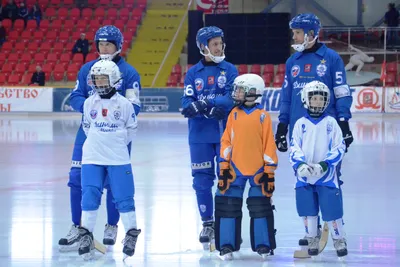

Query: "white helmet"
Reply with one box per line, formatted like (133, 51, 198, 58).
(90, 60, 122, 96)
(232, 74, 265, 104)
(301, 81, 330, 115)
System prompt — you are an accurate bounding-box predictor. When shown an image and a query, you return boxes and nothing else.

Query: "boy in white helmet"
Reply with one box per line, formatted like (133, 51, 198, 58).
(78, 60, 140, 261)
(290, 81, 347, 258)
(216, 73, 278, 260)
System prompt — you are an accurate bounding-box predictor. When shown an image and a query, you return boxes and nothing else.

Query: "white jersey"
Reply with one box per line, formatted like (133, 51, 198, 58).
(289, 114, 346, 188)
(82, 92, 137, 166)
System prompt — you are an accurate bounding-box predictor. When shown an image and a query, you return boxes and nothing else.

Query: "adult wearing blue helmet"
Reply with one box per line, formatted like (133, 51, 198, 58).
(59, 25, 141, 251)
(181, 26, 238, 251)
(275, 13, 352, 257)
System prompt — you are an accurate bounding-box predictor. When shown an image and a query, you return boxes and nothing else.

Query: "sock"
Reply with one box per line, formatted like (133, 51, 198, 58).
(120, 211, 137, 232)
(328, 218, 346, 239)
(303, 216, 318, 238)
(106, 189, 120, 225)
(70, 186, 82, 226)
(81, 210, 98, 232)
(196, 190, 213, 222)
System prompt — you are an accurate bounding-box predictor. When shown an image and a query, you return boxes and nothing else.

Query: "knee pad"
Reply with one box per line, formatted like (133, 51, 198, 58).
(192, 173, 214, 192)
(68, 167, 81, 188)
(214, 196, 243, 251)
(115, 197, 135, 213)
(247, 197, 276, 251)
(81, 186, 102, 211)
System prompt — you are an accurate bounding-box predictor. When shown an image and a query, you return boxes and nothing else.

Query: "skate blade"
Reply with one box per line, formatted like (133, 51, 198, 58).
(260, 253, 270, 260)
(81, 250, 95, 261)
(94, 239, 107, 254)
(58, 243, 79, 252)
(209, 239, 216, 252)
(218, 252, 233, 261)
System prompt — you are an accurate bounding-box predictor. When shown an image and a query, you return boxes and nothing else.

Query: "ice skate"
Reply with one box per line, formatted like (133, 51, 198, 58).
(58, 225, 81, 252)
(78, 227, 95, 261)
(299, 225, 321, 246)
(122, 228, 141, 260)
(103, 224, 118, 245)
(308, 236, 320, 256)
(199, 221, 215, 251)
(256, 245, 274, 260)
(218, 245, 233, 261)
(333, 238, 348, 257)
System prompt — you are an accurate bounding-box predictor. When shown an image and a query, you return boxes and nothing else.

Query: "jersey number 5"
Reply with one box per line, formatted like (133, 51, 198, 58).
(335, 72, 343, 85)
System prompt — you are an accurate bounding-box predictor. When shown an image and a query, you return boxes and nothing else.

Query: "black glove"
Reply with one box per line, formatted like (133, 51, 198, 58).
(218, 169, 233, 193)
(205, 107, 226, 120)
(275, 123, 288, 152)
(258, 172, 275, 197)
(338, 120, 353, 152)
(181, 100, 210, 118)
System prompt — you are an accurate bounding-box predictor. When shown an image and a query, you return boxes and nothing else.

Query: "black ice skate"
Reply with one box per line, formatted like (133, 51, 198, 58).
(122, 228, 141, 260)
(333, 238, 348, 257)
(58, 225, 81, 252)
(78, 227, 95, 261)
(199, 221, 215, 251)
(218, 244, 234, 261)
(256, 245, 274, 259)
(103, 224, 118, 245)
(299, 225, 321, 246)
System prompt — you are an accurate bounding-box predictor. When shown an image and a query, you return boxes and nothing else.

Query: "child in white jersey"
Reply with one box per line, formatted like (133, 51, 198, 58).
(289, 81, 347, 258)
(78, 60, 140, 261)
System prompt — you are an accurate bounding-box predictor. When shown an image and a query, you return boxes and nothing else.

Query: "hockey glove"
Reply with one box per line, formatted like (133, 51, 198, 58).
(218, 169, 234, 194)
(310, 162, 328, 177)
(338, 120, 353, 152)
(205, 106, 225, 120)
(181, 100, 210, 118)
(297, 163, 313, 178)
(275, 123, 288, 152)
(258, 172, 275, 197)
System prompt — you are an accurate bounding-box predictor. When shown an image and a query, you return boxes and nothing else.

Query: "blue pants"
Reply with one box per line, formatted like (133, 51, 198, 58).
(296, 185, 343, 222)
(81, 164, 135, 212)
(215, 171, 275, 251)
(189, 143, 220, 221)
(68, 126, 120, 226)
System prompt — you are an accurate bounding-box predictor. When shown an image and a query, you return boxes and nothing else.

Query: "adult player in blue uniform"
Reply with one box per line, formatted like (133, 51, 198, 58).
(58, 25, 141, 251)
(181, 26, 238, 250)
(275, 13, 353, 246)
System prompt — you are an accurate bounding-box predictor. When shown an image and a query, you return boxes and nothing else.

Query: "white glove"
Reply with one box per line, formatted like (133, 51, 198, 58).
(297, 164, 313, 178)
(309, 162, 328, 177)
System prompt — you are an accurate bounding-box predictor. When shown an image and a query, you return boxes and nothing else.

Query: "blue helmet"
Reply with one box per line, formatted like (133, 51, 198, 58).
(289, 13, 321, 52)
(289, 13, 321, 36)
(95, 25, 124, 60)
(196, 26, 225, 63)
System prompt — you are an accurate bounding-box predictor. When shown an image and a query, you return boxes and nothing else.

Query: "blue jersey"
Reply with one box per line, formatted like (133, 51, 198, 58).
(70, 57, 141, 115)
(278, 44, 353, 138)
(181, 60, 238, 144)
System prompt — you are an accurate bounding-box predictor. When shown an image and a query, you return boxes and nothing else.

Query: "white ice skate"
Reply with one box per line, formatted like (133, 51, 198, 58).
(58, 225, 81, 252)
(103, 224, 118, 245)
(78, 227, 95, 261)
(333, 238, 348, 258)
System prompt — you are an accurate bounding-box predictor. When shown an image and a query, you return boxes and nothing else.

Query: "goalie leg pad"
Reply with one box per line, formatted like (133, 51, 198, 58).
(247, 186, 276, 251)
(215, 192, 243, 252)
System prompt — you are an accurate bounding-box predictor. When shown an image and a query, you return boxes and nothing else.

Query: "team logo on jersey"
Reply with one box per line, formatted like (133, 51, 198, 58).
(207, 76, 214, 85)
(217, 71, 227, 88)
(195, 78, 204, 91)
(316, 59, 327, 77)
(114, 110, 121, 120)
(327, 122, 333, 134)
(291, 65, 300, 77)
(90, 110, 97, 119)
(102, 109, 108, 117)
(304, 64, 312, 72)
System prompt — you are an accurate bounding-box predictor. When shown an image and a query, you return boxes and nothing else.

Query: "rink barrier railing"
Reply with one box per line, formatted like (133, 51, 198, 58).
(0, 86, 399, 113)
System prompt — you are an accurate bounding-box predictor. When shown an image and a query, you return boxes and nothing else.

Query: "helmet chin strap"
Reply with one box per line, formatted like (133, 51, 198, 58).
(99, 49, 121, 61)
(200, 45, 225, 63)
(291, 34, 318, 52)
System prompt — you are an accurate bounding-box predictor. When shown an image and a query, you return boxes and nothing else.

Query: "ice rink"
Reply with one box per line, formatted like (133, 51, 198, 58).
(0, 112, 399, 267)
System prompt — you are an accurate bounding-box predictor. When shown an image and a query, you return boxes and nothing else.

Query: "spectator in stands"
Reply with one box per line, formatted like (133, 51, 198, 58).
(30, 66, 45, 86)
(0, 21, 6, 47)
(72, 33, 89, 60)
(29, 3, 42, 27)
(0, 5, 3, 21)
(18, 2, 29, 26)
(3, 0, 18, 22)
(384, 3, 400, 47)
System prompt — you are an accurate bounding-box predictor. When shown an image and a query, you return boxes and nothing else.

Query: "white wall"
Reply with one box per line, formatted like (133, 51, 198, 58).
(228, 0, 395, 26)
